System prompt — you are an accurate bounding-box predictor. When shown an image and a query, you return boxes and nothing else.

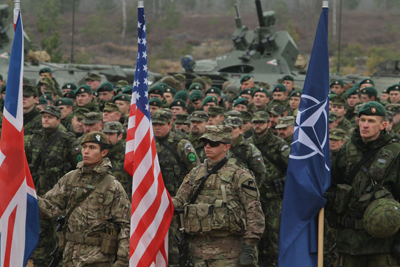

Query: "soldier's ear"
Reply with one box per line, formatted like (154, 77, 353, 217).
(101, 149, 108, 157)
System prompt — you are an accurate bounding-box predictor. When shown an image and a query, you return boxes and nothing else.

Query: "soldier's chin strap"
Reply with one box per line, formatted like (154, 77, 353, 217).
(189, 157, 229, 205)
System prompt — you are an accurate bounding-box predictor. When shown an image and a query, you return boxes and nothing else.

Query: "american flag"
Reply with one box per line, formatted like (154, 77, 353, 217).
(0, 11, 39, 267)
(124, 2, 174, 266)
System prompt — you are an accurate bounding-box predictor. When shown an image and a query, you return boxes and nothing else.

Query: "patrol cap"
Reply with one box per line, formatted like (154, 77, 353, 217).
(358, 101, 386, 117)
(200, 125, 232, 144)
(42, 94, 53, 102)
(162, 76, 179, 89)
(122, 86, 133, 95)
(359, 78, 374, 86)
(202, 95, 218, 106)
(23, 84, 38, 96)
(281, 75, 294, 82)
(240, 74, 252, 84)
(345, 86, 360, 98)
(205, 87, 221, 96)
(240, 111, 252, 122)
(272, 84, 287, 93)
(82, 112, 102, 124)
(39, 77, 54, 86)
(85, 72, 101, 81)
(64, 90, 76, 99)
(225, 84, 239, 95)
(113, 93, 131, 102)
(201, 76, 213, 86)
(103, 102, 121, 113)
(97, 82, 113, 92)
(151, 109, 172, 124)
(360, 87, 378, 97)
(252, 111, 270, 122)
(268, 104, 286, 116)
(62, 83, 77, 91)
(224, 110, 242, 118)
(330, 79, 344, 87)
(74, 108, 90, 119)
(329, 128, 346, 140)
(44, 85, 57, 95)
(174, 90, 188, 101)
(55, 98, 74, 107)
(173, 74, 186, 83)
(165, 86, 176, 96)
(102, 121, 124, 133)
(40, 105, 61, 119)
(253, 87, 269, 96)
(169, 100, 186, 109)
(289, 90, 302, 98)
(116, 80, 129, 87)
(149, 97, 162, 107)
(38, 97, 48, 105)
(39, 67, 52, 74)
(81, 131, 109, 146)
(189, 83, 203, 91)
(75, 85, 92, 95)
(331, 95, 347, 106)
(240, 89, 253, 96)
(189, 90, 203, 102)
(386, 84, 400, 93)
(192, 77, 207, 89)
(175, 113, 189, 124)
(208, 106, 224, 115)
(224, 117, 243, 127)
(187, 111, 209, 122)
(233, 98, 249, 107)
(149, 85, 164, 96)
(386, 103, 400, 114)
(329, 111, 338, 122)
(275, 116, 295, 129)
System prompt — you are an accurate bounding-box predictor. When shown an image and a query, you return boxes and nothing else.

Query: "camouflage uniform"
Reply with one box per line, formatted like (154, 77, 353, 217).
(38, 156, 130, 267)
(25, 106, 80, 266)
(247, 111, 290, 267)
(173, 125, 265, 267)
(336, 117, 352, 133)
(24, 107, 43, 135)
(187, 111, 210, 163)
(102, 121, 132, 197)
(325, 102, 400, 267)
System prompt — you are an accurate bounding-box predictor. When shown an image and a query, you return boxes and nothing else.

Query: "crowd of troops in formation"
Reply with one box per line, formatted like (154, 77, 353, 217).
(0, 67, 399, 267)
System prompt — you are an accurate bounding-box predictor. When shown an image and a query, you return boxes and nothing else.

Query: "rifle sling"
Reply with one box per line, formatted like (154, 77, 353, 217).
(24, 110, 40, 126)
(189, 157, 228, 204)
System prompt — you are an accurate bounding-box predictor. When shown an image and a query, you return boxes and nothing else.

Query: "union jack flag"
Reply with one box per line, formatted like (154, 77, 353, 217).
(124, 2, 174, 266)
(0, 11, 39, 267)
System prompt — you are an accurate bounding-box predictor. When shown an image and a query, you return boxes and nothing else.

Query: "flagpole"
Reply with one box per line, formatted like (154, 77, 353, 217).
(318, 207, 324, 267)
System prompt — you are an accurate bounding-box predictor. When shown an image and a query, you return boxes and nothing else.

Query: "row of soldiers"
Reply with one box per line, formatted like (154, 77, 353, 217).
(0, 65, 397, 267)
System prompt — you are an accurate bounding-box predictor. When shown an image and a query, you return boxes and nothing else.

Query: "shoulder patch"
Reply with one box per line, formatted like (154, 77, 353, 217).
(188, 153, 196, 162)
(238, 176, 259, 199)
(76, 154, 83, 162)
(281, 145, 289, 151)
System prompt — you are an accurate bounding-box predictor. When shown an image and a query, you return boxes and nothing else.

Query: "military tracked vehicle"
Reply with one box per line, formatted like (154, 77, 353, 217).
(0, 4, 162, 87)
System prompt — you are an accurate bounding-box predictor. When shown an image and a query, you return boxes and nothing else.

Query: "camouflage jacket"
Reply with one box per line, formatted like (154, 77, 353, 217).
(228, 134, 266, 187)
(107, 140, 132, 197)
(337, 117, 352, 133)
(25, 128, 81, 196)
(173, 158, 265, 245)
(392, 122, 400, 135)
(155, 131, 200, 196)
(284, 134, 293, 146)
(24, 107, 43, 136)
(38, 158, 130, 267)
(75, 98, 100, 113)
(328, 129, 400, 255)
(188, 132, 207, 163)
(61, 112, 74, 130)
(248, 129, 290, 201)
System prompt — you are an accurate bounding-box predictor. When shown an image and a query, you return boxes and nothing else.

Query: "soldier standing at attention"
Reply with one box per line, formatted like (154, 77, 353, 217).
(173, 125, 265, 267)
(38, 132, 130, 267)
(23, 84, 43, 135)
(247, 111, 290, 267)
(224, 117, 266, 188)
(325, 101, 400, 267)
(187, 111, 209, 163)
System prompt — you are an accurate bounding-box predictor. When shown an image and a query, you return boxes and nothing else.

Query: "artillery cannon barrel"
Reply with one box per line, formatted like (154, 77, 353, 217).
(255, 0, 265, 27)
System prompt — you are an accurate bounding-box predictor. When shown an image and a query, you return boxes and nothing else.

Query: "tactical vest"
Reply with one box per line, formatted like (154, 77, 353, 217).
(183, 161, 247, 236)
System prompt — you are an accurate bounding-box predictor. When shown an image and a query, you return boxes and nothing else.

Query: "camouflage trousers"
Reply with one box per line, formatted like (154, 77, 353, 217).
(169, 216, 179, 267)
(258, 198, 281, 267)
(31, 218, 57, 267)
(324, 218, 339, 267)
(340, 253, 398, 267)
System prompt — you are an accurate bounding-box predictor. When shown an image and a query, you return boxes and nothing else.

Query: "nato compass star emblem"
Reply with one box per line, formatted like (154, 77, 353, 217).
(291, 94, 329, 164)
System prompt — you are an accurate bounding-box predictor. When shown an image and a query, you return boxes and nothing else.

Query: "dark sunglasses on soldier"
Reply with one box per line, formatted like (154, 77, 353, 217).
(203, 140, 226, 147)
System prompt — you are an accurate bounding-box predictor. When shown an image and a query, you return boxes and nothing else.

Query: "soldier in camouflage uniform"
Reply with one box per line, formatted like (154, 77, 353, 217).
(25, 106, 80, 266)
(325, 102, 400, 267)
(55, 98, 75, 129)
(187, 111, 209, 163)
(331, 95, 352, 133)
(23, 84, 43, 136)
(75, 84, 100, 112)
(102, 121, 131, 197)
(173, 125, 265, 267)
(224, 117, 266, 187)
(386, 103, 400, 135)
(247, 111, 290, 267)
(329, 128, 346, 160)
(38, 131, 130, 267)
(68, 107, 89, 138)
(275, 116, 295, 145)
(151, 109, 199, 267)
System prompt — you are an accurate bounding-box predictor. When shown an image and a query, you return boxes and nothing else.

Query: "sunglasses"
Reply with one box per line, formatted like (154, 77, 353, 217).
(203, 140, 226, 147)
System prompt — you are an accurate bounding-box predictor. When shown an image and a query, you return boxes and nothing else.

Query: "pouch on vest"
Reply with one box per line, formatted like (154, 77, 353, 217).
(332, 184, 354, 214)
(100, 233, 118, 255)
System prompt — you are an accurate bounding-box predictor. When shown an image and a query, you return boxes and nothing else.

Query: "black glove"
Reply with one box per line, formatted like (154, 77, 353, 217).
(239, 243, 255, 267)
(392, 242, 400, 257)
